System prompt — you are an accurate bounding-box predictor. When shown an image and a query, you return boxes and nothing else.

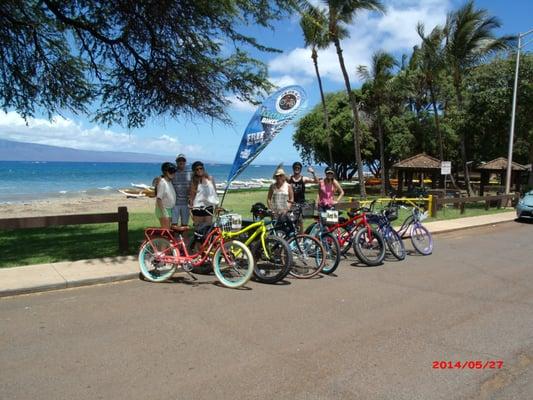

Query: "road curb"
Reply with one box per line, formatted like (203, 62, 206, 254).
(429, 218, 517, 236)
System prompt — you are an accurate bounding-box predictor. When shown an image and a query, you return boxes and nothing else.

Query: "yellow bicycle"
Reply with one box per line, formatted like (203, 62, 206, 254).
(218, 210, 292, 284)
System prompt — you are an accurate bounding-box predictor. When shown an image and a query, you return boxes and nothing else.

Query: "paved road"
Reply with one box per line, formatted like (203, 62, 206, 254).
(1, 222, 532, 400)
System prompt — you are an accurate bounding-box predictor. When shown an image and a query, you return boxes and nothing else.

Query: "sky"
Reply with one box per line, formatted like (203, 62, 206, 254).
(1, 0, 532, 165)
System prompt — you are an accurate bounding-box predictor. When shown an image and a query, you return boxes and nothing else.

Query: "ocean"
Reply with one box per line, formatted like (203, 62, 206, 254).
(0, 161, 287, 203)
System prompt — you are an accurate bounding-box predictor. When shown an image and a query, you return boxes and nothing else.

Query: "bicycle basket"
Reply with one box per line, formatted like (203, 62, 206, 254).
(320, 210, 338, 225)
(419, 210, 428, 221)
(217, 213, 242, 231)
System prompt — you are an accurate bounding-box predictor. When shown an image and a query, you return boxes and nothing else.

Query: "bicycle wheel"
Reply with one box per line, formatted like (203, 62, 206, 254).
(333, 226, 353, 255)
(212, 240, 254, 288)
(288, 234, 325, 278)
(252, 235, 292, 284)
(319, 232, 341, 275)
(410, 224, 433, 255)
(383, 227, 406, 261)
(138, 237, 177, 282)
(353, 228, 386, 266)
(304, 222, 317, 235)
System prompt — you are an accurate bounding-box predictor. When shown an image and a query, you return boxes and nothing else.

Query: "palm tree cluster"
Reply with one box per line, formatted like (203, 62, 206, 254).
(298, 0, 514, 197)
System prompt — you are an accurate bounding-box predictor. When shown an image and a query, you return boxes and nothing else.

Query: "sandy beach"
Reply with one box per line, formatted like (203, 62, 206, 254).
(0, 193, 155, 219)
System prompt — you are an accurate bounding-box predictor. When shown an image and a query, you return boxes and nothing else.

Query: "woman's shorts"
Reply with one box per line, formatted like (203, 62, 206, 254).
(155, 207, 173, 219)
(191, 206, 214, 217)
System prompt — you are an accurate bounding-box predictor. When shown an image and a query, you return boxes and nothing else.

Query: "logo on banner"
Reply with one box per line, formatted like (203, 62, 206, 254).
(276, 89, 301, 114)
(246, 131, 265, 146)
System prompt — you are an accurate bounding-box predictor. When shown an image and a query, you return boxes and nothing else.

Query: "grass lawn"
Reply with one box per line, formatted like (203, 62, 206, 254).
(0, 189, 515, 268)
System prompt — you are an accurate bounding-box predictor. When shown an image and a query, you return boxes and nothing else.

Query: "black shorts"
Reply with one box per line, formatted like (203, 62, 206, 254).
(191, 206, 214, 217)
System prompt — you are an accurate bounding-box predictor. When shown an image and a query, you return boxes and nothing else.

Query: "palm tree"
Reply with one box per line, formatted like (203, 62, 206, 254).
(357, 50, 396, 196)
(326, 0, 385, 198)
(444, 0, 512, 195)
(417, 23, 446, 162)
(300, 9, 335, 166)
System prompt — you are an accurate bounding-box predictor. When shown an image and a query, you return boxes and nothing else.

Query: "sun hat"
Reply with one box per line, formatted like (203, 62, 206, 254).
(273, 167, 286, 178)
(176, 154, 186, 162)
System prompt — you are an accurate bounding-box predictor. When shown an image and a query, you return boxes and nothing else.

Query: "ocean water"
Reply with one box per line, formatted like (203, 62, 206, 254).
(0, 161, 285, 203)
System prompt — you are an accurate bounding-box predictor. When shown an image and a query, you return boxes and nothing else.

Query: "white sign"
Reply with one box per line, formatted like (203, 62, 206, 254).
(441, 161, 451, 175)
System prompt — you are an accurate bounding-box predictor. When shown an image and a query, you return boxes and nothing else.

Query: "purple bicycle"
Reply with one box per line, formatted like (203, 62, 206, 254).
(396, 206, 433, 255)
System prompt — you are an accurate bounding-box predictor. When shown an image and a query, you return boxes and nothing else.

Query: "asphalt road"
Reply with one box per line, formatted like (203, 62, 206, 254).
(1, 222, 532, 400)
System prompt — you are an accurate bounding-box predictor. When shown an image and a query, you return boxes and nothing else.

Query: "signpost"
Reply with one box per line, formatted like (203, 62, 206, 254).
(441, 162, 451, 215)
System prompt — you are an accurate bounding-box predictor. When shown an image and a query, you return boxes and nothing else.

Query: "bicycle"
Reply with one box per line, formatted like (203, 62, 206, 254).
(306, 201, 386, 267)
(304, 205, 342, 274)
(396, 205, 433, 255)
(267, 202, 326, 279)
(221, 205, 292, 284)
(138, 215, 254, 288)
(366, 204, 406, 261)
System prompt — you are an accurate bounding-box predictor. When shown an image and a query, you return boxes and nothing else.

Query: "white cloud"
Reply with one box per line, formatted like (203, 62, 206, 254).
(227, 95, 257, 113)
(0, 111, 202, 156)
(268, 0, 451, 85)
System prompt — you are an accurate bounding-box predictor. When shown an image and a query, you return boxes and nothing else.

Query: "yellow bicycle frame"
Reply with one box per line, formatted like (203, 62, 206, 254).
(221, 219, 272, 259)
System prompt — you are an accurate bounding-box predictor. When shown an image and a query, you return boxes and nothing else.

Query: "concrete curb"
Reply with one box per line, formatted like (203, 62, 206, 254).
(428, 218, 517, 236)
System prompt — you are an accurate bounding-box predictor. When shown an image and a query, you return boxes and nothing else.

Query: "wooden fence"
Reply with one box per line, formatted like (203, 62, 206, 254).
(430, 194, 518, 217)
(0, 206, 129, 253)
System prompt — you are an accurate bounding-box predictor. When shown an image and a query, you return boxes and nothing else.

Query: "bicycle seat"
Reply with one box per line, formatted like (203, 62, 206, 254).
(171, 225, 190, 233)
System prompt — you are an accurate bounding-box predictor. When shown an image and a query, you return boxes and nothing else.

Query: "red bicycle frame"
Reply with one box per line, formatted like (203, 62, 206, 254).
(316, 208, 375, 248)
(143, 226, 230, 269)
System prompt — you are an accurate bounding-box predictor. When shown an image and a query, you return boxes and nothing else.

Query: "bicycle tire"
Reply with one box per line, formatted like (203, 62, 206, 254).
(304, 222, 317, 235)
(353, 228, 386, 266)
(252, 235, 292, 284)
(410, 224, 433, 255)
(384, 227, 406, 261)
(319, 232, 341, 274)
(288, 234, 326, 279)
(138, 237, 177, 282)
(212, 240, 254, 288)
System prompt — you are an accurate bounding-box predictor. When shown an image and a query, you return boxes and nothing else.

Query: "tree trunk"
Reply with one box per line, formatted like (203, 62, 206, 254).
(333, 37, 366, 198)
(429, 84, 444, 161)
(529, 141, 533, 189)
(312, 48, 333, 167)
(454, 77, 474, 196)
(376, 106, 386, 197)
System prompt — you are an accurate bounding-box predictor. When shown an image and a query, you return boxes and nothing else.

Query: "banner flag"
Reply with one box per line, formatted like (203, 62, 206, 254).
(226, 85, 308, 185)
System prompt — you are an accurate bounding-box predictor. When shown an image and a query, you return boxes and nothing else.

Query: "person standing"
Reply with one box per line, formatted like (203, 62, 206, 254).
(317, 166, 344, 211)
(288, 162, 317, 231)
(155, 162, 177, 228)
(267, 167, 294, 217)
(189, 161, 219, 227)
(171, 154, 191, 228)
(288, 162, 318, 204)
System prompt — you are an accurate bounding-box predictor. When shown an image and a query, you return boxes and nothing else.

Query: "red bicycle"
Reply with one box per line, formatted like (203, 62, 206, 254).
(306, 201, 385, 266)
(138, 220, 254, 288)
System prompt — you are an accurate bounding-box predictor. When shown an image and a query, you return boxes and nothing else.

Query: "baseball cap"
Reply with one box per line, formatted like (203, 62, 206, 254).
(176, 154, 186, 162)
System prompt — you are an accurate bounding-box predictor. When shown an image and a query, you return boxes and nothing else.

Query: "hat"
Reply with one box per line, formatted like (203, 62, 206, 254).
(325, 166, 334, 175)
(161, 162, 177, 174)
(176, 153, 186, 162)
(191, 161, 204, 171)
(273, 168, 286, 178)
(292, 161, 302, 169)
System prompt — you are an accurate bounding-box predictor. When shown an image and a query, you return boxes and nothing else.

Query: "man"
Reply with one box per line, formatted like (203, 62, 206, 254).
(288, 162, 318, 232)
(171, 154, 191, 228)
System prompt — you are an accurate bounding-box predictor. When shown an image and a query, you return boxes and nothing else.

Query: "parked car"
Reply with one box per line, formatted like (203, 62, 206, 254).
(516, 190, 533, 219)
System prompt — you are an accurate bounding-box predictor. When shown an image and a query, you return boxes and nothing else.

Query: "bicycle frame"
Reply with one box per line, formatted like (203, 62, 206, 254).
(144, 226, 229, 269)
(220, 219, 272, 259)
(312, 208, 375, 247)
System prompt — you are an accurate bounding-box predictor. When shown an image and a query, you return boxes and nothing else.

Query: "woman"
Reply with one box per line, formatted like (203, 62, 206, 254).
(267, 167, 294, 217)
(189, 161, 218, 226)
(155, 162, 177, 228)
(317, 166, 344, 211)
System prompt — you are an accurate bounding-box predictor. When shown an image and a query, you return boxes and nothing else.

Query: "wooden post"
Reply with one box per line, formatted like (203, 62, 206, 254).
(485, 199, 489, 210)
(460, 201, 465, 214)
(118, 206, 129, 253)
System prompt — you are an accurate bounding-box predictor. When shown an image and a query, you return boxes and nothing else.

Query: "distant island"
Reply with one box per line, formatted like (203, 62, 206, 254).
(0, 139, 178, 163)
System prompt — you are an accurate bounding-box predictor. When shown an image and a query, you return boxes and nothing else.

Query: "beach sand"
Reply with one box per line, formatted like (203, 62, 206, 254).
(0, 193, 155, 219)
